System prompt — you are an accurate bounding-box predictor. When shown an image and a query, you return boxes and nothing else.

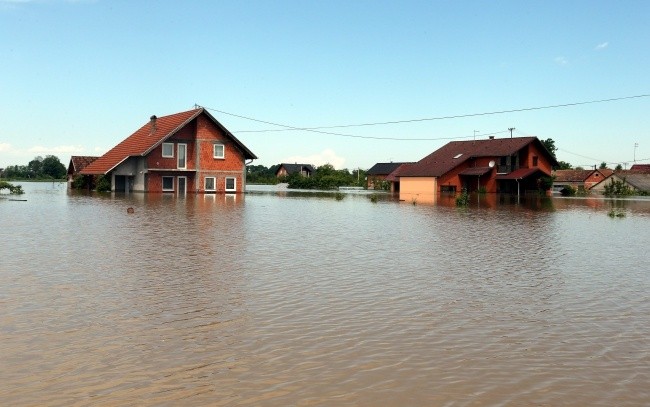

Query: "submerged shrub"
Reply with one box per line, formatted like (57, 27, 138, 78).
(560, 186, 576, 196)
(455, 188, 470, 206)
(96, 175, 111, 192)
(0, 181, 24, 194)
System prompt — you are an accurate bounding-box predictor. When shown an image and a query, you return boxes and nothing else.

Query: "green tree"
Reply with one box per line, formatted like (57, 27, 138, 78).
(246, 164, 278, 184)
(615, 164, 623, 171)
(556, 161, 572, 170)
(41, 155, 67, 179)
(599, 162, 608, 170)
(540, 138, 557, 158)
(28, 156, 44, 177)
(286, 163, 361, 190)
(2, 165, 29, 179)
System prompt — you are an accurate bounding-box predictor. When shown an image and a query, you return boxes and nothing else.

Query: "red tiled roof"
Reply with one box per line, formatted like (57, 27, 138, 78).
(81, 108, 256, 175)
(553, 169, 594, 182)
(630, 164, 650, 174)
(398, 137, 554, 177)
(67, 156, 99, 174)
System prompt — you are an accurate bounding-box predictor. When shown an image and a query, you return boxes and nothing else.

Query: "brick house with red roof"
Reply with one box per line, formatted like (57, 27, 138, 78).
(81, 108, 256, 193)
(397, 136, 557, 202)
(67, 156, 99, 186)
(551, 168, 613, 193)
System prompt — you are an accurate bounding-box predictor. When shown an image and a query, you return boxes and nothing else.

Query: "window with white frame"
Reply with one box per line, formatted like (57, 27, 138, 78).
(214, 143, 225, 159)
(204, 177, 216, 191)
(162, 143, 174, 158)
(225, 177, 236, 192)
(177, 143, 187, 169)
(162, 176, 174, 191)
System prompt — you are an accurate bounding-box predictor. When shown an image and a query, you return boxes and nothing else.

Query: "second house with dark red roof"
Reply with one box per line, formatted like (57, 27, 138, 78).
(397, 136, 557, 203)
(81, 108, 257, 194)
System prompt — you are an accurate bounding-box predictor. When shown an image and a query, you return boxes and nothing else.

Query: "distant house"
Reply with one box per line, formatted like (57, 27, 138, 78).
(590, 171, 650, 194)
(629, 164, 650, 173)
(275, 163, 315, 178)
(67, 156, 99, 187)
(552, 169, 613, 193)
(397, 136, 557, 203)
(366, 162, 411, 190)
(80, 108, 257, 193)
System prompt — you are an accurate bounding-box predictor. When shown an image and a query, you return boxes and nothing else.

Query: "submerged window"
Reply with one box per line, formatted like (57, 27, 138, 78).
(225, 177, 236, 192)
(162, 176, 174, 191)
(205, 177, 216, 191)
(162, 143, 174, 158)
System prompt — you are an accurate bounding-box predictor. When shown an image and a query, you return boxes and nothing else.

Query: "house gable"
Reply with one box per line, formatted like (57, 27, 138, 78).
(79, 108, 256, 193)
(81, 108, 256, 176)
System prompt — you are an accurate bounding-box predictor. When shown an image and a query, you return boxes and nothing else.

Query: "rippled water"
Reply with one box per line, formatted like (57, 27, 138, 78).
(1, 182, 649, 406)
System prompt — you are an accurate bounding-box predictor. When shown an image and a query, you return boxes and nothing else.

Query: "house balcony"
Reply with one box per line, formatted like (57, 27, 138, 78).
(497, 165, 519, 174)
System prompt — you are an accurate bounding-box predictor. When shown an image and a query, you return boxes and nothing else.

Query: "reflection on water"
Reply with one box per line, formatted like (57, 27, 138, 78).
(1, 183, 649, 406)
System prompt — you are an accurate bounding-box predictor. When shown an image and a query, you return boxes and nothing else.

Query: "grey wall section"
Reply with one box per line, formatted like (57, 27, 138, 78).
(111, 157, 148, 192)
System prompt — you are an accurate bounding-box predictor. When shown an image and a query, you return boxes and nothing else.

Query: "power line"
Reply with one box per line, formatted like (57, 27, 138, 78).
(203, 93, 649, 133)
(559, 149, 650, 167)
(557, 148, 606, 163)
(200, 105, 509, 141)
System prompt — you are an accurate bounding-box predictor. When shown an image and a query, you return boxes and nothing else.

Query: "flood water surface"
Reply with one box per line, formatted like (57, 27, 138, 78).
(1, 183, 649, 406)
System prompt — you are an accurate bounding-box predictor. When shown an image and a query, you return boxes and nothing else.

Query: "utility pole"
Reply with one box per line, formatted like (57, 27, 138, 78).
(508, 127, 515, 138)
(634, 143, 639, 162)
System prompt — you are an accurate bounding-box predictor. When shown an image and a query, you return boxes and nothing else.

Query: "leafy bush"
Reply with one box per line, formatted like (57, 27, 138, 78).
(560, 186, 576, 196)
(455, 188, 470, 206)
(96, 175, 111, 192)
(539, 176, 554, 192)
(286, 164, 362, 190)
(0, 181, 24, 194)
(603, 178, 633, 197)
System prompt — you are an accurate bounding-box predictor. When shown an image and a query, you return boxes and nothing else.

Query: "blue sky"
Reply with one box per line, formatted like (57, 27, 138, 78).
(1, 0, 649, 170)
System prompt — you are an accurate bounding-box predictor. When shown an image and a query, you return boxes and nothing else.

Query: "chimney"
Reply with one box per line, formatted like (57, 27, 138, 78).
(150, 115, 157, 133)
(489, 136, 495, 140)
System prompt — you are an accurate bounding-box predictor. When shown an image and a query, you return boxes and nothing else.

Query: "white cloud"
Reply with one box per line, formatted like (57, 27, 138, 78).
(554, 56, 568, 65)
(283, 148, 346, 169)
(0, 142, 13, 152)
(595, 42, 609, 50)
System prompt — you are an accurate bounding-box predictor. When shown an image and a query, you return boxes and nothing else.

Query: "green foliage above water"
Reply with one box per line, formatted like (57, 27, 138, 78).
(286, 164, 366, 190)
(0, 181, 24, 194)
(455, 188, 470, 206)
(1, 155, 66, 180)
(603, 178, 633, 197)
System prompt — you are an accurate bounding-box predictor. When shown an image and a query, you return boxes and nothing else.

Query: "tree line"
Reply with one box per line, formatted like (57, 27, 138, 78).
(247, 163, 368, 189)
(1, 155, 67, 180)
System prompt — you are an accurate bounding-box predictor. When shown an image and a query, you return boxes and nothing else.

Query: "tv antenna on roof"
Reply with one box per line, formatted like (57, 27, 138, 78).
(508, 127, 515, 138)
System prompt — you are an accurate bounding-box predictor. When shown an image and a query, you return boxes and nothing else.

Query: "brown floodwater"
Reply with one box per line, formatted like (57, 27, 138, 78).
(1, 182, 649, 406)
